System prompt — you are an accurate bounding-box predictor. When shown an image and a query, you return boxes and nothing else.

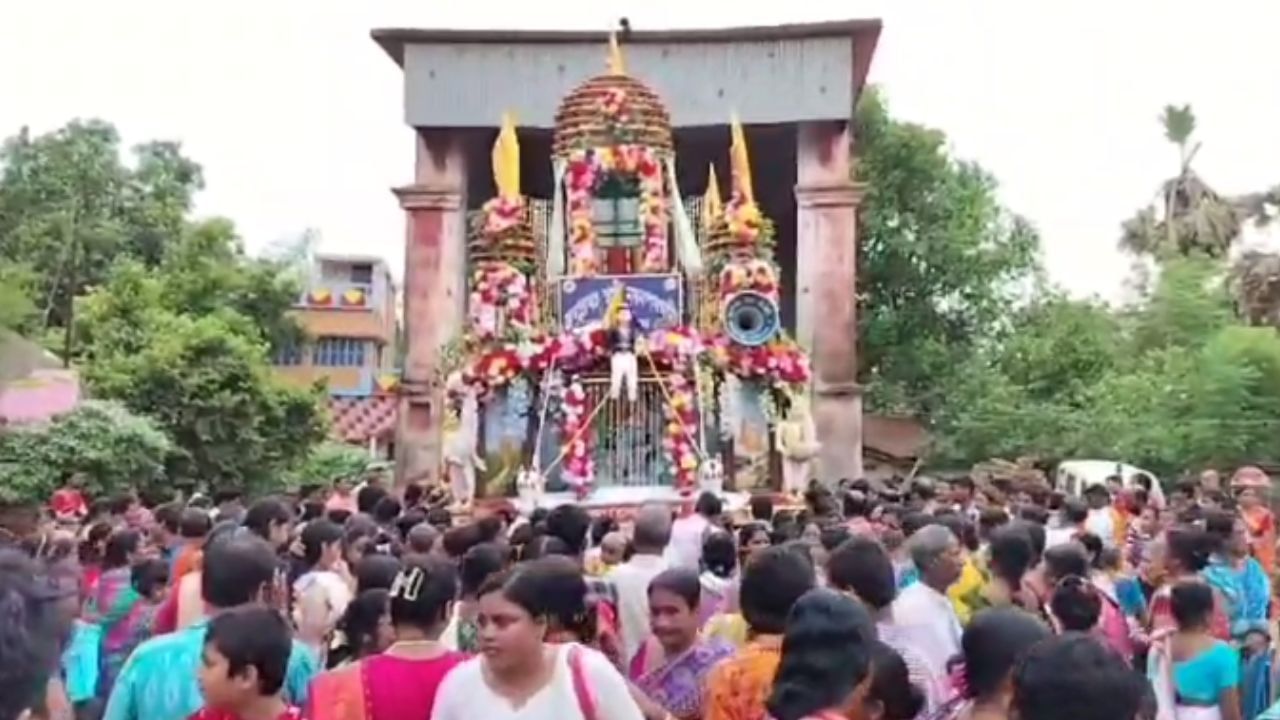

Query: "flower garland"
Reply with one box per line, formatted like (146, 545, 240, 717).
(455, 324, 705, 402)
(600, 88, 627, 122)
(719, 258, 779, 302)
(468, 264, 534, 340)
(705, 332, 811, 390)
(641, 326, 702, 370)
(480, 196, 525, 236)
(662, 372, 699, 494)
(561, 379, 593, 497)
(445, 320, 813, 497)
(564, 145, 667, 277)
(459, 345, 523, 402)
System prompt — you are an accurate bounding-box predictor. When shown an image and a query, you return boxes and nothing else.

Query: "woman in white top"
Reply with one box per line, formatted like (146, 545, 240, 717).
(431, 557, 644, 720)
(293, 518, 354, 658)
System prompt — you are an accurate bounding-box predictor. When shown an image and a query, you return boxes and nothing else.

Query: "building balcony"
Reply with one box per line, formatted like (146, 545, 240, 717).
(296, 281, 381, 311)
(274, 364, 401, 398)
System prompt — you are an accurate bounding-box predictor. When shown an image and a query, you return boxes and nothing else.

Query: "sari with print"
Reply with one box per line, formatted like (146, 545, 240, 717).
(704, 635, 783, 720)
(1202, 555, 1271, 638)
(85, 567, 145, 696)
(630, 639, 733, 720)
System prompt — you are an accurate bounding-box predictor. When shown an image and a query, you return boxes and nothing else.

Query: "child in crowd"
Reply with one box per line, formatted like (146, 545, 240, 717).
(113, 558, 170, 667)
(193, 606, 303, 720)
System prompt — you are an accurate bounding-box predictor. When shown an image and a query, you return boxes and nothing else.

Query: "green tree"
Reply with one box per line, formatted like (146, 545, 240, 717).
(75, 221, 326, 492)
(931, 295, 1122, 464)
(0, 261, 38, 332)
(855, 89, 1042, 416)
(1130, 257, 1233, 352)
(0, 400, 172, 504)
(0, 120, 204, 347)
(935, 256, 1280, 475)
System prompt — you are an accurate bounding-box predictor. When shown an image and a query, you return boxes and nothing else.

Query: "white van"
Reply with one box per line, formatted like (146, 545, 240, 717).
(1055, 459, 1166, 507)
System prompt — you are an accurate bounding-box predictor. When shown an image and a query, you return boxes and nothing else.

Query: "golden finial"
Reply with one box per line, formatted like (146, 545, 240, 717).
(729, 113, 754, 204)
(491, 112, 520, 201)
(607, 32, 626, 75)
(704, 164, 722, 230)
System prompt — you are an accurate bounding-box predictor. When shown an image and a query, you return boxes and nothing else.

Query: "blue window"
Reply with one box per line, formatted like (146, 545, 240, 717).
(313, 337, 365, 367)
(274, 344, 303, 366)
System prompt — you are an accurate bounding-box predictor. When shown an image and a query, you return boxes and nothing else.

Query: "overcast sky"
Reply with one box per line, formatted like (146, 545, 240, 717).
(3, 1, 1278, 300)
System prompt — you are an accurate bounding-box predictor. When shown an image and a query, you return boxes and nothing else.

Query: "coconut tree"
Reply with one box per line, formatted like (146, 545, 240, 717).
(1119, 105, 1242, 259)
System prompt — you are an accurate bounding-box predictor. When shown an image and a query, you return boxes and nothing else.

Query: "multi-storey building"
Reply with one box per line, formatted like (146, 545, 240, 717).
(274, 254, 399, 456)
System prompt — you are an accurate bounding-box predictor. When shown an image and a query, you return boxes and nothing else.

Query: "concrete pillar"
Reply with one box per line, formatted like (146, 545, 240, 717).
(393, 130, 468, 486)
(795, 121, 866, 483)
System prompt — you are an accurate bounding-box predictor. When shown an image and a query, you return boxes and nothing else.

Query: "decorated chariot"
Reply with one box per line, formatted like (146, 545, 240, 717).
(440, 37, 818, 512)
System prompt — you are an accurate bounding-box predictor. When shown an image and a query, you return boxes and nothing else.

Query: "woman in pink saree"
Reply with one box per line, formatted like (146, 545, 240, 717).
(306, 558, 467, 720)
(629, 569, 733, 720)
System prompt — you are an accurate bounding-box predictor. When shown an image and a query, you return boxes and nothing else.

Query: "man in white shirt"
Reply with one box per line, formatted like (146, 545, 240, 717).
(891, 523, 964, 681)
(1083, 485, 1116, 548)
(607, 503, 672, 661)
(1046, 497, 1089, 549)
(663, 492, 722, 570)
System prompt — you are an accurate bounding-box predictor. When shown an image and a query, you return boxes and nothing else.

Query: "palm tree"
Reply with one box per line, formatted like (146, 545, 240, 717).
(1119, 105, 1242, 259)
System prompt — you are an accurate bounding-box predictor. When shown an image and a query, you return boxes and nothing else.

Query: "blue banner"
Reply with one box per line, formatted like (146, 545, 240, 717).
(558, 274, 683, 331)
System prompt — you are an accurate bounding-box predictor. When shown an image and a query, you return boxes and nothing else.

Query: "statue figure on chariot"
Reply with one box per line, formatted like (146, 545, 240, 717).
(438, 33, 816, 510)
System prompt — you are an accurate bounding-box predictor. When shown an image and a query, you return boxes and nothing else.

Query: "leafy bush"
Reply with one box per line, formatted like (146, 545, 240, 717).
(284, 441, 374, 487)
(0, 400, 172, 504)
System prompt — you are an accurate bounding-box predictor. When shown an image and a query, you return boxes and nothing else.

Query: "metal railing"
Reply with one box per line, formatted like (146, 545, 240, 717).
(579, 374, 670, 487)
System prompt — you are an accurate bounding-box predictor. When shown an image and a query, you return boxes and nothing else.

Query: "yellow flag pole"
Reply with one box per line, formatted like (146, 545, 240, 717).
(607, 32, 626, 75)
(729, 113, 755, 204)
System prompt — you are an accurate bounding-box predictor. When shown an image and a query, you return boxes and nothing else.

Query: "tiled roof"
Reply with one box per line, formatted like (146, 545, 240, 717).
(329, 396, 397, 443)
(863, 414, 930, 461)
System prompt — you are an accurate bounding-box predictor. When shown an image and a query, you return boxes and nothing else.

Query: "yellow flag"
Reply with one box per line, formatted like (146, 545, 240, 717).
(607, 32, 626, 75)
(491, 112, 520, 200)
(704, 164, 722, 230)
(605, 283, 626, 327)
(729, 113, 754, 204)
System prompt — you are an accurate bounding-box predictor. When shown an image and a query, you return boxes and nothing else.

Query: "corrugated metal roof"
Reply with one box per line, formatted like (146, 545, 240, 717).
(371, 20, 881, 59)
(404, 38, 852, 127)
(372, 20, 881, 128)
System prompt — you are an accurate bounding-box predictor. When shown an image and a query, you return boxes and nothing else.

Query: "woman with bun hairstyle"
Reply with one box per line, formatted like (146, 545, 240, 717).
(923, 607, 1051, 720)
(307, 556, 466, 720)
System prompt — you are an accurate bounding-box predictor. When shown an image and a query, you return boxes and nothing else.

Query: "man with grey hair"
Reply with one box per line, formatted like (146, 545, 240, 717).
(892, 523, 964, 681)
(607, 502, 674, 660)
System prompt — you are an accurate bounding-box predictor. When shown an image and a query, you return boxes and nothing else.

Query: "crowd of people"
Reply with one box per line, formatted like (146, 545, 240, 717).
(1, 467, 1278, 720)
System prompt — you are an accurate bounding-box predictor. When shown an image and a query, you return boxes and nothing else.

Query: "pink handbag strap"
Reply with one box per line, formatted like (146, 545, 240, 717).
(568, 645, 598, 720)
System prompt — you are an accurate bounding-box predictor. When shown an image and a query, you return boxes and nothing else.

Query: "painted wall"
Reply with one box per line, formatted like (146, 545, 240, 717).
(275, 365, 364, 394)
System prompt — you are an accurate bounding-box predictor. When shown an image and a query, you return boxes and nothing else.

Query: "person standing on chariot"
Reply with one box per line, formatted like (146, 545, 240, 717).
(606, 288, 641, 403)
